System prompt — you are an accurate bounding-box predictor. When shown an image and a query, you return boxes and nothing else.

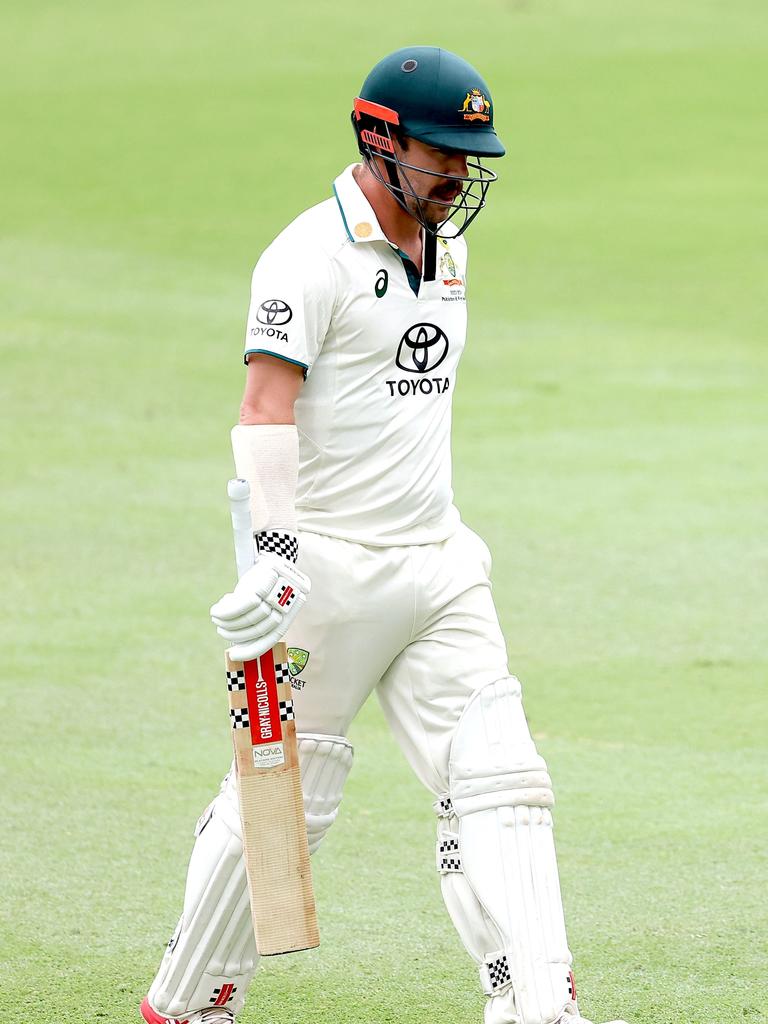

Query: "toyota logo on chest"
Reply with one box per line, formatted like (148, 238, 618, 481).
(395, 322, 449, 373)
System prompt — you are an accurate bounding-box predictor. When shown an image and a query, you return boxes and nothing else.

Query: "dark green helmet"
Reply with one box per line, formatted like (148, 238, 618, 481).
(355, 46, 505, 157)
(352, 46, 504, 240)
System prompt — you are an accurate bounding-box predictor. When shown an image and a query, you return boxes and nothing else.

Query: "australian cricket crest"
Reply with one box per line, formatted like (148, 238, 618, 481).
(438, 240, 465, 300)
(439, 248, 462, 286)
(459, 89, 491, 122)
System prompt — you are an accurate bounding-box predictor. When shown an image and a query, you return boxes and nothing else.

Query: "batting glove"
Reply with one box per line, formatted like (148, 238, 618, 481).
(210, 553, 310, 662)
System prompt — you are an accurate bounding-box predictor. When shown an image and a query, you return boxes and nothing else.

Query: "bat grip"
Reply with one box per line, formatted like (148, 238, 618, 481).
(228, 478, 256, 580)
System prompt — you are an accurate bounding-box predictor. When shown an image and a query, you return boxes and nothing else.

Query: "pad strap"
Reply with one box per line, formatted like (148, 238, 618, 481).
(479, 950, 514, 996)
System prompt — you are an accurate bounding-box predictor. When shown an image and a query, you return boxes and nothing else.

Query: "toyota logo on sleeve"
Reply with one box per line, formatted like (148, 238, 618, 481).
(395, 323, 449, 373)
(256, 299, 293, 326)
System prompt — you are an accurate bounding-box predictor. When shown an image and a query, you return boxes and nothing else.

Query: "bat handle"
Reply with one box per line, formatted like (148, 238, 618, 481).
(228, 478, 255, 581)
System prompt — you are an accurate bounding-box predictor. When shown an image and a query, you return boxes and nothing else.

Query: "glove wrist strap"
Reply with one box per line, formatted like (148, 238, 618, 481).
(255, 529, 299, 564)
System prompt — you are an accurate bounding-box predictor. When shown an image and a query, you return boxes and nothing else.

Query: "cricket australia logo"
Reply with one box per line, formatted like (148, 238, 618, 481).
(396, 322, 449, 373)
(287, 647, 309, 677)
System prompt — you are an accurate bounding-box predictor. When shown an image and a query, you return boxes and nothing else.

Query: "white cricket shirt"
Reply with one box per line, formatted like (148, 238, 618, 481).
(243, 164, 471, 545)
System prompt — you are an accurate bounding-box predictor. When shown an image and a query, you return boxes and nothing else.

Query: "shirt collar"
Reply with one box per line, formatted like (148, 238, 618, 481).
(332, 164, 389, 244)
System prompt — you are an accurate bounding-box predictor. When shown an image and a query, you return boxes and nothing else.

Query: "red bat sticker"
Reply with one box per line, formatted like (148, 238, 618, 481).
(243, 649, 283, 747)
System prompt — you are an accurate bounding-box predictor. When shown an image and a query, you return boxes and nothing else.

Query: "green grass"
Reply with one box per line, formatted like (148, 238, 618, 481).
(1, 2, 766, 1021)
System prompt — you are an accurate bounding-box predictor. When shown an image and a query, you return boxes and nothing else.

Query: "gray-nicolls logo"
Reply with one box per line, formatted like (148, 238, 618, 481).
(395, 322, 449, 373)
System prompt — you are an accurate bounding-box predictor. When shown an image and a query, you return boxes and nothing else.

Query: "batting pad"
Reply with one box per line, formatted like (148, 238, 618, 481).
(297, 733, 354, 853)
(438, 677, 576, 1024)
(146, 733, 353, 1019)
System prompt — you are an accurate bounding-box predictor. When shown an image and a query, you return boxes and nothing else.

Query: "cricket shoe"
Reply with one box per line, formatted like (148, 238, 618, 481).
(559, 1016, 628, 1024)
(140, 997, 235, 1024)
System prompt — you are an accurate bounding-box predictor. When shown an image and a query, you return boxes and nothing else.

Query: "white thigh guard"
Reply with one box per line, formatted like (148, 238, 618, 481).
(436, 678, 576, 1024)
(147, 733, 353, 1020)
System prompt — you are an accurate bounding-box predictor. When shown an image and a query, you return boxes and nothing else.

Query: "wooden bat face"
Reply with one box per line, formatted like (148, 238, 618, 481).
(225, 641, 318, 955)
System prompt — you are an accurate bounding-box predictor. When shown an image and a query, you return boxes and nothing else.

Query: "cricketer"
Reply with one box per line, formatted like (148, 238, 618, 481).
(140, 46, 630, 1024)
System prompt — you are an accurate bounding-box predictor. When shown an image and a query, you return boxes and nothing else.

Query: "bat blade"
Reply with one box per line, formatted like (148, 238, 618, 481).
(226, 641, 318, 955)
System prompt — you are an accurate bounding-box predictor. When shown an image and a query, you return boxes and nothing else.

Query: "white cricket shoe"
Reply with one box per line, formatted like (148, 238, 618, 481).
(140, 997, 235, 1023)
(561, 1016, 629, 1024)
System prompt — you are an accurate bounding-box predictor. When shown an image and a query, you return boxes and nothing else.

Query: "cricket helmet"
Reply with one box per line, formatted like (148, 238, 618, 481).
(352, 46, 505, 237)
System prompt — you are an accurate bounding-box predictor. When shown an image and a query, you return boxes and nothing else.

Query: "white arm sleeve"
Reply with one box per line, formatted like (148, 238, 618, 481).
(231, 423, 299, 540)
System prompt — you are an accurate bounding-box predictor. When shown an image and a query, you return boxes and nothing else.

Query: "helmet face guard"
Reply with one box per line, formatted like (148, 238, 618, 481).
(353, 97, 498, 239)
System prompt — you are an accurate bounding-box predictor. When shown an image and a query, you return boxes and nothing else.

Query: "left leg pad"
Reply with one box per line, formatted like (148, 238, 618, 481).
(436, 677, 577, 1024)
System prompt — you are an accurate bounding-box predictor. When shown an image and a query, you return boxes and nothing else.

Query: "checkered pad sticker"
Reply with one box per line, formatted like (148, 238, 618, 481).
(256, 530, 299, 563)
(279, 699, 295, 721)
(437, 835, 461, 872)
(485, 953, 512, 992)
(274, 661, 291, 686)
(439, 854, 461, 871)
(226, 669, 246, 691)
(230, 707, 250, 729)
(434, 795, 454, 817)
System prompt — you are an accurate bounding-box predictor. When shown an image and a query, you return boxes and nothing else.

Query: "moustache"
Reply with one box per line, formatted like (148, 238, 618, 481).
(430, 186, 461, 203)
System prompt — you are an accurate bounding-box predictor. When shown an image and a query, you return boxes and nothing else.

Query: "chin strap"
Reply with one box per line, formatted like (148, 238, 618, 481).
(378, 154, 437, 283)
(423, 230, 437, 282)
(384, 155, 402, 195)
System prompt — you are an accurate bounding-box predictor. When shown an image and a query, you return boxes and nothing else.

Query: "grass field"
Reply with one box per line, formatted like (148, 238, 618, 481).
(1, 2, 767, 1022)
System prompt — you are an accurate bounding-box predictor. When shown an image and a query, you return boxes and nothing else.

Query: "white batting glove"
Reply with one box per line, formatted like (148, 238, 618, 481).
(210, 553, 310, 662)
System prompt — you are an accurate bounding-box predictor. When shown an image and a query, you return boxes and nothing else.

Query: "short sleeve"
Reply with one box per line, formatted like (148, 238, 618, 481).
(243, 234, 336, 374)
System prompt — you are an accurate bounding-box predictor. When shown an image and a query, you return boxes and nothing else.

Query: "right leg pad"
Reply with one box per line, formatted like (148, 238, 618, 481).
(145, 733, 353, 1020)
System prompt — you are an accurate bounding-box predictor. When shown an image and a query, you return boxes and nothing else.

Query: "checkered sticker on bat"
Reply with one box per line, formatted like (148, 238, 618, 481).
(279, 699, 295, 721)
(226, 669, 246, 691)
(230, 707, 250, 729)
(274, 661, 292, 686)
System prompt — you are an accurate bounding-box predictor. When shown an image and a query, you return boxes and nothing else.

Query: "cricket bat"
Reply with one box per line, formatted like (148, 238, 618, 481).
(224, 477, 318, 955)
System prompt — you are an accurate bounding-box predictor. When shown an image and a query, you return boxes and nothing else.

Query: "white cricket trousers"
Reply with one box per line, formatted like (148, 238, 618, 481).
(292, 522, 509, 792)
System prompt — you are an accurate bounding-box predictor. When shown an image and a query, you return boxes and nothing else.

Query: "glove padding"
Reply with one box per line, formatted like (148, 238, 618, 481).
(210, 552, 310, 662)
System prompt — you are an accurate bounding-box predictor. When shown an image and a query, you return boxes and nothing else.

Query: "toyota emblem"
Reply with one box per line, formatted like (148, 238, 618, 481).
(395, 323, 449, 373)
(256, 299, 293, 326)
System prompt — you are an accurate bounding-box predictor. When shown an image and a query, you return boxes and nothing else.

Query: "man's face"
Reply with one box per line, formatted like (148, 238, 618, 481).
(391, 137, 469, 229)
